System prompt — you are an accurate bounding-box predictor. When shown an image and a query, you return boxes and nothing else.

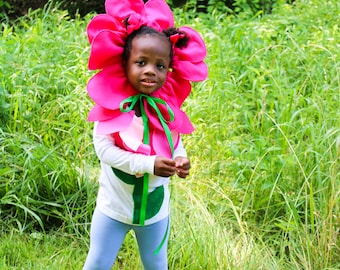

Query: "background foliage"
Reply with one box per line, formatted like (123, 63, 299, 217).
(1, 0, 294, 20)
(0, 0, 339, 269)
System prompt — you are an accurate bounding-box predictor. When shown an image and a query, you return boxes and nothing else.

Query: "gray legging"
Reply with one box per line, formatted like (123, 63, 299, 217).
(83, 208, 169, 270)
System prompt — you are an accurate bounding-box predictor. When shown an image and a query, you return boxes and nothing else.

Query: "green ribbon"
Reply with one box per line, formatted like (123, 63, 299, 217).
(120, 94, 175, 226)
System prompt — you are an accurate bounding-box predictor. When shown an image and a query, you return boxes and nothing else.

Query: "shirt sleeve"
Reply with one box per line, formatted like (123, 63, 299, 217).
(173, 136, 187, 158)
(93, 123, 156, 175)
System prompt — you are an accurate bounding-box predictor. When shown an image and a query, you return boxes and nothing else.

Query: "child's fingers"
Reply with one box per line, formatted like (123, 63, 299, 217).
(174, 157, 190, 169)
(176, 168, 189, 178)
(154, 156, 176, 177)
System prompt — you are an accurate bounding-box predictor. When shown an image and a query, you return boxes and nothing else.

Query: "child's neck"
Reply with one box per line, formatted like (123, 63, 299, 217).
(134, 103, 141, 117)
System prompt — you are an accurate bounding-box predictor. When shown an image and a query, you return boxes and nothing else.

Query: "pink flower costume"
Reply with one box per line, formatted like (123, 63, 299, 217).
(87, 0, 207, 228)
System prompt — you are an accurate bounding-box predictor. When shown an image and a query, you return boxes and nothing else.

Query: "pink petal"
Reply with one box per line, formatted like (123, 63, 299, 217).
(150, 130, 177, 158)
(136, 143, 152, 155)
(95, 112, 135, 135)
(150, 130, 183, 158)
(87, 14, 124, 44)
(105, 0, 145, 20)
(176, 26, 207, 62)
(88, 105, 121, 121)
(87, 66, 137, 110)
(145, 0, 174, 30)
(165, 74, 192, 106)
(142, 97, 194, 135)
(172, 60, 208, 81)
(143, 103, 168, 132)
(168, 109, 194, 134)
(88, 30, 125, 70)
(152, 81, 178, 107)
(104, 0, 174, 32)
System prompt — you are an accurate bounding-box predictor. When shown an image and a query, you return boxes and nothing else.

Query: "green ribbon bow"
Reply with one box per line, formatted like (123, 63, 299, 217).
(120, 94, 175, 226)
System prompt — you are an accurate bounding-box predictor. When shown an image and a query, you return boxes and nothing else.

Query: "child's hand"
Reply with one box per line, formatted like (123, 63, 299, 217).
(174, 156, 191, 178)
(154, 156, 176, 177)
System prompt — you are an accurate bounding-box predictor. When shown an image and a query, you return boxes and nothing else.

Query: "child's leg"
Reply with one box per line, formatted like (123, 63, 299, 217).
(134, 216, 169, 270)
(83, 207, 130, 270)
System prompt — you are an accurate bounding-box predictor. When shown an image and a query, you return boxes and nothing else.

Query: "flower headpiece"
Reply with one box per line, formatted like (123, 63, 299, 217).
(86, 0, 207, 157)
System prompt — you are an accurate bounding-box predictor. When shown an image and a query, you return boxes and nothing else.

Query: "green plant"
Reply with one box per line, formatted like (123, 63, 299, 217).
(0, 4, 98, 236)
(0, 0, 339, 269)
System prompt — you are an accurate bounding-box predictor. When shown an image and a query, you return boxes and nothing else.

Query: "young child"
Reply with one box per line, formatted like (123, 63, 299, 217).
(83, 0, 207, 269)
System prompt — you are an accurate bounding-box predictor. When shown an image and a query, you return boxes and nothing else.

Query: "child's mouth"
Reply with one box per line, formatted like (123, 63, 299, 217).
(141, 79, 156, 87)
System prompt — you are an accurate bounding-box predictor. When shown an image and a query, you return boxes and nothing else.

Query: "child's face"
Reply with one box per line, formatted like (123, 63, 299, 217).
(125, 34, 171, 95)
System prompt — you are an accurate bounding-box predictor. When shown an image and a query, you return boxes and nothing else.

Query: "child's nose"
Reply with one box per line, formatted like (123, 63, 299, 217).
(144, 64, 156, 75)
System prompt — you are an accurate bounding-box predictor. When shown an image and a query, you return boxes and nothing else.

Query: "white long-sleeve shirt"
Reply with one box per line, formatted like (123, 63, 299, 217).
(93, 120, 187, 225)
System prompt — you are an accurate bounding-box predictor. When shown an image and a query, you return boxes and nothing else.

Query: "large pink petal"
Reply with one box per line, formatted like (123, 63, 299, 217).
(150, 130, 175, 158)
(88, 30, 125, 70)
(151, 82, 193, 133)
(105, 0, 145, 20)
(105, 0, 173, 32)
(87, 66, 138, 110)
(145, 0, 174, 30)
(168, 109, 194, 134)
(88, 105, 122, 121)
(172, 60, 208, 81)
(143, 102, 168, 132)
(87, 14, 124, 43)
(95, 112, 135, 135)
(175, 26, 207, 62)
(152, 83, 178, 108)
(141, 96, 193, 135)
(165, 74, 192, 106)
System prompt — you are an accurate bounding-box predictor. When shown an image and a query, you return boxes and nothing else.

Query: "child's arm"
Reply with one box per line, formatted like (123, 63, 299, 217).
(93, 123, 177, 177)
(93, 124, 155, 176)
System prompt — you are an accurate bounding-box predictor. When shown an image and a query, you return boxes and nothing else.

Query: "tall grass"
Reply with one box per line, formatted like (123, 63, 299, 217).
(178, 0, 340, 268)
(0, 5, 97, 236)
(0, 0, 339, 269)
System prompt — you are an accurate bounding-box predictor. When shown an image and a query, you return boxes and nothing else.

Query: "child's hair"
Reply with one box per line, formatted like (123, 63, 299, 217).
(123, 25, 190, 66)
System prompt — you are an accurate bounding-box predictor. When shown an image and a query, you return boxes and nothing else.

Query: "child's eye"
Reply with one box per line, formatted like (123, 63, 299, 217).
(157, 63, 166, 70)
(136, 60, 145, 66)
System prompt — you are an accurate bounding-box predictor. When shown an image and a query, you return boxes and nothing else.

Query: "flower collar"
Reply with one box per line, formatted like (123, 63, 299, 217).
(86, 0, 208, 156)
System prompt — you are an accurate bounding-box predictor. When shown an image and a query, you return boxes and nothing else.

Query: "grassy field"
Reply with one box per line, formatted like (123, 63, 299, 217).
(0, 0, 339, 269)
